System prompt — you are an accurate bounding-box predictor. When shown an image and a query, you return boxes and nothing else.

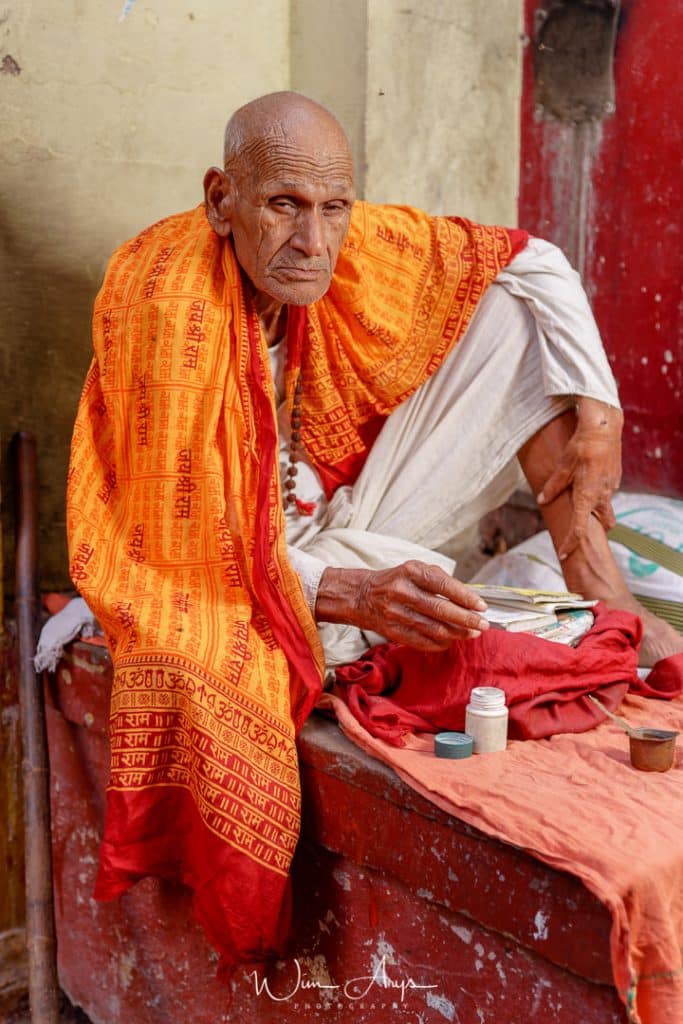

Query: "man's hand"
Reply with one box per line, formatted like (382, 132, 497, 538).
(314, 560, 489, 651)
(537, 397, 623, 560)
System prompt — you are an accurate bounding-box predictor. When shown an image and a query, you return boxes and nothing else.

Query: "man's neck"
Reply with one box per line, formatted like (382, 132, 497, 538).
(253, 292, 288, 347)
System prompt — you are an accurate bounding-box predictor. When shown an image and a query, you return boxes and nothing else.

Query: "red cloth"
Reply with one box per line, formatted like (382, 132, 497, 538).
(333, 604, 683, 745)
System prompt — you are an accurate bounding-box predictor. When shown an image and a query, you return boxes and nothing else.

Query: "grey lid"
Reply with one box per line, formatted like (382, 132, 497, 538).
(434, 731, 474, 760)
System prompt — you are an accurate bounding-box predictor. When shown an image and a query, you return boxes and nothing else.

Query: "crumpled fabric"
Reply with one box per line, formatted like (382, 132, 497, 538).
(333, 603, 683, 745)
(34, 597, 100, 673)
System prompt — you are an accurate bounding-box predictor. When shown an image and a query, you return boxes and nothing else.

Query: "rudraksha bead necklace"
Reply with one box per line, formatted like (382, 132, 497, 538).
(283, 372, 304, 510)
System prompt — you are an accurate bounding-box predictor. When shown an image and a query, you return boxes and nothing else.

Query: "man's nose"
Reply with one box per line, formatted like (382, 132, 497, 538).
(291, 209, 325, 257)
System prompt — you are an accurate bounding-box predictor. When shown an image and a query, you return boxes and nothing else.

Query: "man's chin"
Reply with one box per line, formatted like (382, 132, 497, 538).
(267, 278, 331, 307)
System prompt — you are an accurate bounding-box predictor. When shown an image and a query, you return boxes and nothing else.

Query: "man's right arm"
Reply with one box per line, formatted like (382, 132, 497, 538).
(314, 560, 489, 651)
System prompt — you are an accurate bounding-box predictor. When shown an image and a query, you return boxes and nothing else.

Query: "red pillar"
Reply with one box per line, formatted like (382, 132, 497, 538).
(519, 0, 683, 496)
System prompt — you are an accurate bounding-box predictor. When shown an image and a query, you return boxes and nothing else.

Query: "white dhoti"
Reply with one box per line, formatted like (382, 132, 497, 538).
(270, 237, 620, 667)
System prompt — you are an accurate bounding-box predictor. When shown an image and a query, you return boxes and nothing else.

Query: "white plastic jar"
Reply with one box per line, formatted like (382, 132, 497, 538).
(465, 686, 509, 754)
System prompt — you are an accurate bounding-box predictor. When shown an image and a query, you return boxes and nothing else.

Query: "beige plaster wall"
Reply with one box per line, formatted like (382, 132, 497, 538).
(291, 0, 368, 193)
(364, 0, 523, 222)
(290, 0, 523, 220)
(0, 0, 290, 592)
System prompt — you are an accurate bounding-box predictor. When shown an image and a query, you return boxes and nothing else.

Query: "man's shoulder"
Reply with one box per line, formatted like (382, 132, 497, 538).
(97, 205, 220, 311)
(110, 206, 209, 262)
(350, 199, 429, 226)
(345, 201, 488, 252)
(344, 200, 435, 257)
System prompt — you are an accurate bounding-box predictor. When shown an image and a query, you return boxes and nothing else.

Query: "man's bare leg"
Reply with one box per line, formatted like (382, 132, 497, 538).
(518, 410, 683, 666)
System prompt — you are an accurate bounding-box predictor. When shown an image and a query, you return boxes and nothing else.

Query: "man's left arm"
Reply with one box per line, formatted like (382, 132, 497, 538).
(494, 236, 624, 557)
(537, 395, 623, 559)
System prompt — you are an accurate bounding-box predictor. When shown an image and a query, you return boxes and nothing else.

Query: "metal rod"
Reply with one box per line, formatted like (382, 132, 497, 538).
(13, 431, 60, 1024)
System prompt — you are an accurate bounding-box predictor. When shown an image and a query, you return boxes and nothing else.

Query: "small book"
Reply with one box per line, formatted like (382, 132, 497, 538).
(526, 608, 595, 647)
(483, 605, 558, 633)
(471, 583, 597, 615)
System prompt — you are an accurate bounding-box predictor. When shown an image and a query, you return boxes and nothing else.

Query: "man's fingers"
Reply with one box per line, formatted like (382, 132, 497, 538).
(404, 561, 488, 612)
(558, 529, 582, 561)
(602, 505, 617, 532)
(537, 462, 573, 506)
(591, 497, 617, 532)
(419, 595, 488, 635)
(381, 604, 484, 649)
(558, 491, 617, 559)
(389, 582, 489, 635)
(557, 498, 593, 560)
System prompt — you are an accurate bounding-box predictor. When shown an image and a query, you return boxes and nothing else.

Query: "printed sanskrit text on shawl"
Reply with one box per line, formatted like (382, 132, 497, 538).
(66, 201, 527, 970)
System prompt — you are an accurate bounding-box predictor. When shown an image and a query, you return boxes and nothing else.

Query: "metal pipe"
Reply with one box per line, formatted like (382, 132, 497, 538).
(13, 431, 59, 1024)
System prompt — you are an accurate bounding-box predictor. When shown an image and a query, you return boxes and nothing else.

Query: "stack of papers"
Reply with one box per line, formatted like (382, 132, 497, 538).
(483, 605, 558, 632)
(473, 585, 597, 645)
(528, 608, 596, 646)
(472, 584, 597, 613)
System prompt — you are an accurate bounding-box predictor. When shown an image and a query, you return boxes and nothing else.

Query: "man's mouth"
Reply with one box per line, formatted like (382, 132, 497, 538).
(271, 264, 328, 282)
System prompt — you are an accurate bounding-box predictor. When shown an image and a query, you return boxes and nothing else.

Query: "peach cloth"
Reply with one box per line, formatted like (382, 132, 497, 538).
(319, 690, 683, 1024)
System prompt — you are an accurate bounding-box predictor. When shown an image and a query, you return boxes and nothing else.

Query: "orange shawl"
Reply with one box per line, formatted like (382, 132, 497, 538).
(66, 201, 526, 972)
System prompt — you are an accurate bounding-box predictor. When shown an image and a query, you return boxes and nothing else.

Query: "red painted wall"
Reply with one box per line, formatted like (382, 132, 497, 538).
(519, 0, 682, 496)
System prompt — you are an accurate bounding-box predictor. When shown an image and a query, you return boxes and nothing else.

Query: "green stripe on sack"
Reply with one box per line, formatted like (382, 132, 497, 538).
(608, 523, 683, 578)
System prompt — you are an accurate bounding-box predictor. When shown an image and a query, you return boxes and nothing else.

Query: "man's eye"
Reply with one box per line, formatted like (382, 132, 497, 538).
(270, 198, 297, 211)
(324, 203, 347, 215)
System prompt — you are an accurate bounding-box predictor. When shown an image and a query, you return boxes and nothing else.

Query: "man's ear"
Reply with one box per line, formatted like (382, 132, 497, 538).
(203, 167, 235, 238)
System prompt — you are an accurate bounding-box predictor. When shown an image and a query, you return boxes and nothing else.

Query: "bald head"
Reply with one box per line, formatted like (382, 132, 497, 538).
(223, 91, 353, 180)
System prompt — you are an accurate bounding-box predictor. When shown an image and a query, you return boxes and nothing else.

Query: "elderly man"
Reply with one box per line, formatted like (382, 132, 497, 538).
(67, 92, 681, 974)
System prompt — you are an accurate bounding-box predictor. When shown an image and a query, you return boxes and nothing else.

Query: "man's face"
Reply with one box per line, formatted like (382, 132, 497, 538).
(227, 136, 355, 308)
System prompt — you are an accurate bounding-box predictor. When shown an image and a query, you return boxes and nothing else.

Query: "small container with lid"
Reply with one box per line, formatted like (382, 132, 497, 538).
(465, 686, 508, 754)
(434, 731, 474, 760)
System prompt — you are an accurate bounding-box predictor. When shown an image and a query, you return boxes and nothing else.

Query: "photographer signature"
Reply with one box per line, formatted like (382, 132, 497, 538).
(250, 954, 437, 1003)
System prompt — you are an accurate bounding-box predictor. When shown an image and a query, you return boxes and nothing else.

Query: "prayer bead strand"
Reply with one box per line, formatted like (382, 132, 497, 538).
(284, 373, 303, 510)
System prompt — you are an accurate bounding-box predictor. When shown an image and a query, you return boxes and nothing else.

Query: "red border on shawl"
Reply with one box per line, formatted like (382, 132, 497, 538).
(245, 309, 322, 732)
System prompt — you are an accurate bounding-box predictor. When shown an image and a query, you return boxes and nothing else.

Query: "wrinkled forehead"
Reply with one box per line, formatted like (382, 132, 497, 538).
(230, 122, 355, 196)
